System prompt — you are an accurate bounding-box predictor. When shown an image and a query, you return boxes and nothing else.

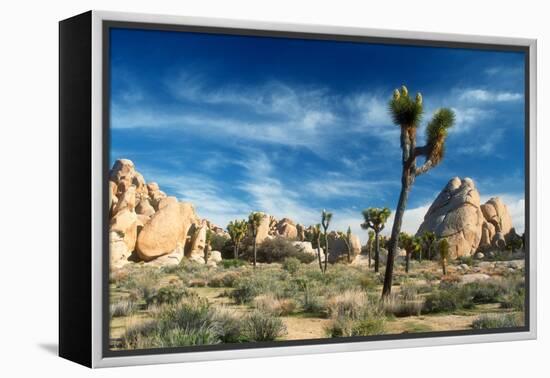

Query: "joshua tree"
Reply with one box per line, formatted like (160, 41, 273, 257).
(382, 86, 455, 297)
(438, 238, 450, 275)
(321, 210, 333, 272)
(399, 232, 421, 274)
(367, 230, 375, 268)
(227, 219, 248, 259)
(248, 212, 264, 269)
(420, 231, 436, 261)
(506, 234, 523, 256)
(361, 207, 391, 273)
(310, 224, 324, 272)
(337, 226, 354, 263)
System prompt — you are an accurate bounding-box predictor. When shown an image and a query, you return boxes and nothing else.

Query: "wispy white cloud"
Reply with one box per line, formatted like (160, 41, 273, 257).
(458, 88, 523, 103)
(456, 129, 504, 156)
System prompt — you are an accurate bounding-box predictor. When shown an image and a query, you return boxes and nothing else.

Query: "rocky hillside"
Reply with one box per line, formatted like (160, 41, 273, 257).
(109, 159, 361, 269)
(417, 177, 519, 258)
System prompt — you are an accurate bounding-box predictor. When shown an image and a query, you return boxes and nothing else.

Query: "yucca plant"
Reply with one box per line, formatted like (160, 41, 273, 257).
(248, 212, 264, 269)
(398, 232, 421, 274)
(227, 219, 248, 259)
(438, 238, 450, 275)
(321, 210, 333, 272)
(420, 231, 436, 261)
(382, 86, 455, 298)
(361, 207, 391, 273)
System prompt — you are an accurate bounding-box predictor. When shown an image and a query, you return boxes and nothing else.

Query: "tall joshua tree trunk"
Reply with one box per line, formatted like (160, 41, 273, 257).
(234, 244, 238, 260)
(383, 178, 411, 295)
(317, 235, 323, 272)
(374, 231, 380, 273)
(405, 250, 411, 273)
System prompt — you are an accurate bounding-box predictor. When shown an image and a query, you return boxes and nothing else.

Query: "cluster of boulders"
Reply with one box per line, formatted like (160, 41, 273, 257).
(240, 213, 362, 263)
(109, 159, 225, 269)
(417, 177, 520, 259)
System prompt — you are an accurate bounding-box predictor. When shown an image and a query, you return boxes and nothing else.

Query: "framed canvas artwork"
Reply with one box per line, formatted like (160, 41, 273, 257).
(59, 10, 537, 368)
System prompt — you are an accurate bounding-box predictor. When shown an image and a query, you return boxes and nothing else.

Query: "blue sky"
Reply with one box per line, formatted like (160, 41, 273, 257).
(109, 28, 526, 241)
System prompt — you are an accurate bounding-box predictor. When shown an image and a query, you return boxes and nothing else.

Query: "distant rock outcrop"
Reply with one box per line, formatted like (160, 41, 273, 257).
(417, 177, 516, 259)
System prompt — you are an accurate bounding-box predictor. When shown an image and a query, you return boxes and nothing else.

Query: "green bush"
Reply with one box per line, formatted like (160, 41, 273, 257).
(243, 237, 316, 264)
(221, 259, 247, 269)
(244, 311, 287, 341)
(145, 286, 195, 307)
(230, 268, 291, 304)
(282, 257, 301, 274)
(472, 313, 523, 329)
(326, 316, 386, 337)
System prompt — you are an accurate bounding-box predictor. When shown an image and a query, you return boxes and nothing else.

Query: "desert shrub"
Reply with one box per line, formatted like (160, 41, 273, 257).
(253, 294, 297, 316)
(326, 316, 386, 337)
(465, 281, 507, 304)
(326, 290, 369, 319)
(423, 285, 471, 313)
(221, 259, 247, 269)
(189, 278, 208, 287)
(383, 292, 423, 317)
(110, 300, 137, 318)
(212, 307, 247, 343)
(324, 265, 365, 293)
(472, 313, 523, 329)
(121, 297, 219, 348)
(501, 287, 525, 311)
(243, 237, 315, 263)
(230, 267, 290, 304)
(145, 285, 194, 307)
(244, 311, 287, 341)
(282, 257, 301, 274)
(208, 271, 241, 288)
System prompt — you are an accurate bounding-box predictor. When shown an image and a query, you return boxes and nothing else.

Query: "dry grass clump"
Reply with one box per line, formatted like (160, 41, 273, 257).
(253, 294, 297, 316)
(326, 290, 369, 319)
(110, 299, 137, 318)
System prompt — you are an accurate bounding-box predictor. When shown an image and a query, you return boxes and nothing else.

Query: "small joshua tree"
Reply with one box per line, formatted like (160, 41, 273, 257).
(382, 86, 455, 298)
(398, 232, 421, 274)
(505, 234, 523, 256)
(420, 231, 436, 261)
(367, 230, 375, 268)
(361, 207, 391, 273)
(310, 224, 324, 272)
(248, 212, 264, 269)
(227, 219, 248, 259)
(337, 226, 354, 263)
(321, 210, 333, 272)
(438, 238, 450, 275)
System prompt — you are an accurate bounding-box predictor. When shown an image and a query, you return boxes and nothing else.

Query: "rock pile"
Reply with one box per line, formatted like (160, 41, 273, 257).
(108, 159, 227, 269)
(417, 177, 518, 259)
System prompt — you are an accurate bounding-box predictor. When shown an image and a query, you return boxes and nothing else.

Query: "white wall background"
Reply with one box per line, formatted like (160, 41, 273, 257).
(0, 0, 546, 376)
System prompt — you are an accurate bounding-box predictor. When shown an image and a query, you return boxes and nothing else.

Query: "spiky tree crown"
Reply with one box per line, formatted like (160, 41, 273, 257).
(321, 209, 333, 230)
(398, 232, 421, 253)
(361, 207, 391, 231)
(248, 212, 264, 235)
(389, 85, 423, 127)
(425, 108, 455, 165)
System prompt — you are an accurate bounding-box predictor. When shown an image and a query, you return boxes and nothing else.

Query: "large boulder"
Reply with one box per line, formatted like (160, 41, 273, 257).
(109, 208, 138, 268)
(417, 177, 484, 259)
(254, 213, 272, 244)
(136, 202, 198, 261)
(135, 198, 155, 217)
(481, 197, 513, 234)
(110, 159, 136, 183)
(326, 231, 362, 263)
(276, 218, 298, 239)
(186, 224, 207, 262)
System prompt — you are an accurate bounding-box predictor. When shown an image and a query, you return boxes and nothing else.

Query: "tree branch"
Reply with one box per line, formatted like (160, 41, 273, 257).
(414, 159, 433, 177)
